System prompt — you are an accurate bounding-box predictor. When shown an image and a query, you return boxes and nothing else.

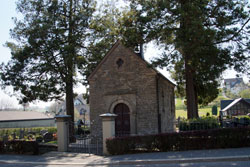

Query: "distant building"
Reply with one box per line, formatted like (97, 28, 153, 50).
(0, 111, 55, 128)
(220, 98, 250, 118)
(224, 78, 246, 94)
(56, 94, 90, 126)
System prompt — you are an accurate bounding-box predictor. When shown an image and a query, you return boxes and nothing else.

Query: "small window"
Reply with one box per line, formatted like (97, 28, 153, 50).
(116, 58, 124, 68)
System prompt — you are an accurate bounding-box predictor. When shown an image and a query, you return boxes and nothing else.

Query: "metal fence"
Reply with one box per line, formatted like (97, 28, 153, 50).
(177, 117, 250, 132)
(68, 136, 102, 155)
(68, 121, 102, 155)
(222, 118, 250, 128)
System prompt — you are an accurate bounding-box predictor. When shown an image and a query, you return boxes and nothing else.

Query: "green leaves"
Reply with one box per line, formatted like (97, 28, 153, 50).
(125, 0, 250, 118)
(0, 0, 96, 105)
(239, 89, 250, 99)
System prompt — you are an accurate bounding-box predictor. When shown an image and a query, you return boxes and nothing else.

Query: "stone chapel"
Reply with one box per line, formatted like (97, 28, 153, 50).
(88, 41, 176, 140)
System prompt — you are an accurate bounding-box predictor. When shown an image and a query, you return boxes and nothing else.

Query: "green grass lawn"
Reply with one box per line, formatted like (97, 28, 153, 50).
(175, 98, 186, 110)
(176, 109, 187, 118)
(175, 97, 221, 118)
(176, 107, 221, 118)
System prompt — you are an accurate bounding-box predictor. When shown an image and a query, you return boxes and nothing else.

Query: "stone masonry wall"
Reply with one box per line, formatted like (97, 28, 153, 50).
(89, 42, 174, 141)
(158, 77, 176, 132)
(89, 43, 159, 140)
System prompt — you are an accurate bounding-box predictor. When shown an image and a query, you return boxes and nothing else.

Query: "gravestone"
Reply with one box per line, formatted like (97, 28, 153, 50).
(3, 134, 8, 143)
(19, 129, 24, 139)
(12, 132, 16, 140)
(43, 132, 53, 142)
(40, 130, 48, 136)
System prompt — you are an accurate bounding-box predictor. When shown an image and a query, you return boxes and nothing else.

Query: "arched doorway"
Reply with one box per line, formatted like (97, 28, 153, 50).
(113, 103, 130, 136)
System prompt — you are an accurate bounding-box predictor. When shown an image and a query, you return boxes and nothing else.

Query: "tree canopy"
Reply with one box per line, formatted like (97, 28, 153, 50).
(1, 0, 249, 121)
(0, 0, 96, 122)
(123, 0, 250, 118)
(240, 89, 250, 99)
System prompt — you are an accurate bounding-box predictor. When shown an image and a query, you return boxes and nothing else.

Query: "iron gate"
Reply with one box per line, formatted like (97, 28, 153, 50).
(68, 121, 102, 155)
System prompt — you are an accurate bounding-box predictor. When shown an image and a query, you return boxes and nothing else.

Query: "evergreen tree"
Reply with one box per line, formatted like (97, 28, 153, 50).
(124, 0, 250, 118)
(77, 1, 125, 102)
(0, 0, 96, 123)
(79, 1, 123, 84)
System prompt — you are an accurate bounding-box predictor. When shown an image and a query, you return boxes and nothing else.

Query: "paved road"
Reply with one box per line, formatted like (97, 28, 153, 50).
(1, 161, 250, 167)
(0, 147, 250, 167)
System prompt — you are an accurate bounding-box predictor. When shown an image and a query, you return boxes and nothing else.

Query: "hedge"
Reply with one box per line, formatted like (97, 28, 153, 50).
(0, 141, 3, 153)
(106, 127, 250, 155)
(179, 117, 219, 131)
(0, 140, 39, 155)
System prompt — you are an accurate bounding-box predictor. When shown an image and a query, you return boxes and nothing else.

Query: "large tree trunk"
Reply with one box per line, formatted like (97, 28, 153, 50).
(66, 0, 75, 142)
(180, 0, 199, 119)
(66, 0, 75, 123)
(66, 79, 75, 142)
(66, 80, 74, 122)
(185, 57, 199, 119)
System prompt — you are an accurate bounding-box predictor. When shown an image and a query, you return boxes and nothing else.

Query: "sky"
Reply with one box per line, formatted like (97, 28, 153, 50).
(0, 1, 20, 108)
(0, 0, 249, 109)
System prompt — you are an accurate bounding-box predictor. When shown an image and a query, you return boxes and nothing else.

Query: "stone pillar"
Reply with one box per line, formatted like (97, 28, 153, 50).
(55, 115, 71, 152)
(100, 113, 117, 155)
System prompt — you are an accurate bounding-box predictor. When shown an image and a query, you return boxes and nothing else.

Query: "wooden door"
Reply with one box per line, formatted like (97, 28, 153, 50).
(114, 103, 130, 136)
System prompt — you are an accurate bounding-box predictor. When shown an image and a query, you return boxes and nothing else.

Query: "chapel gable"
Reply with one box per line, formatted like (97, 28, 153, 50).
(88, 41, 175, 141)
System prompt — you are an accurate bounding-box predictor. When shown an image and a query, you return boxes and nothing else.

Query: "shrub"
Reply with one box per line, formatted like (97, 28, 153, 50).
(179, 117, 219, 131)
(35, 135, 43, 143)
(106, 136, 137, 155)
(4, 141, 39, 155)
(0, 141, 3, 153)
(106, 127, 250, 155)
(47, 127, 57, 134)
(140, 135, 156, 151)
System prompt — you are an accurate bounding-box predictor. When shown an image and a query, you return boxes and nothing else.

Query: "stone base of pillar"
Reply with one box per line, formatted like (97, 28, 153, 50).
(55, 115, 71, 152)
(100, 113, 117, 155)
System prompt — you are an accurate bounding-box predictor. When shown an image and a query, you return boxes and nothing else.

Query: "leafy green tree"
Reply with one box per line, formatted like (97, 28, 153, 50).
(123, 0, 250, 118)
(240, 89, 250, 99)
(79, 1, 123, 84)
(77, 1, 126, 103)
(0, 0, 96, 123)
